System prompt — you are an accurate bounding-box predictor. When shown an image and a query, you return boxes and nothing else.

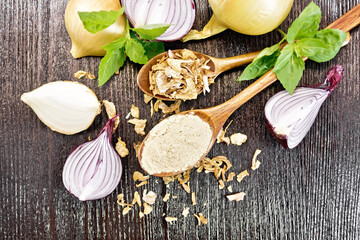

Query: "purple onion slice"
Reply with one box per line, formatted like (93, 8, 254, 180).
(265, 65, 344, 149)
(121, 0, 196, 41)
(62, 116, 122, 201)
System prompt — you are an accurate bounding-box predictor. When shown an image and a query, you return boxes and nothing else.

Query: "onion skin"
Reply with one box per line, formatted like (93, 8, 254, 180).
(183, 0, 293, 41)
(62, 116, 123, 201)
(65, 0, 126, 58)
(121, 0, 196, 41)
(265, 65, 344, 149)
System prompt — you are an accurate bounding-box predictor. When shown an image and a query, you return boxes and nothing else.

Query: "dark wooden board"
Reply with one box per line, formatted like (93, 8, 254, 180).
(1, 0, 360, 239)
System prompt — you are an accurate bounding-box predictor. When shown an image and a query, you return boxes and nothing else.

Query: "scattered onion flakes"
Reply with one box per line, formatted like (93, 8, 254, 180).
(182, 207, 190, 217)
(230, 133, 247, 145)
(216, 121, 232, 145)
(194, 213, 208, 225)
(218, 180, 225, 189)
(163, 193, 170, 202)
(153, 100, 182, 115)
(144, 94, 153, 104)
(115, 137, 129, 158)
(197, 156, 232, 181)
(142, 190, 157, 205)
(136, 181, 148, 188)
(117, 194, 133, 207)
(132, 191, 142, 207)
(237, 170, 249, 182)
(103, 100, 119, 131)
(128, 118, 147, 135)
(133, 142, 141, 157)
(165, 217, 178, 224)
(74, 70, 96, 80)
(251, 149, 262, 170)
(143, 203, 153, 215)
(130, 104, 140, 118)
(227, 172, 236, 182)
(227, 185, 233, 192)
(133, 171, 149, 182)
(122, 206, 132, 215)
(192, 192, 196, 205)
(226, 192, 246, 202)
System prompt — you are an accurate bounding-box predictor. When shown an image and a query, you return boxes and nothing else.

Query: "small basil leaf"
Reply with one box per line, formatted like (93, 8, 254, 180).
(274, 52, 305, 94)
(237, 43, 280, 81)
(103, 37, 128, 51)
(133, 24, 171, 40)
(78, 8, 124, 34)
(125, 38, 148, 65)
(286, 2, 321, 43)
(274, 44, 295, 71)
(98, 48, 126, 86)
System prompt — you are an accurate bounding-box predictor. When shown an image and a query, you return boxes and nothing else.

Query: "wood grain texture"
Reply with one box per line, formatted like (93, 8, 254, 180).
(1, 0, 359, 239)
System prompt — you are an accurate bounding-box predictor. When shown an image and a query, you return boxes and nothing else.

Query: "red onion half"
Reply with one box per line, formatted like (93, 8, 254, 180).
(62, 116, 122, 201)
(265, 65, 344, 149)
(121, 0, 196, 41)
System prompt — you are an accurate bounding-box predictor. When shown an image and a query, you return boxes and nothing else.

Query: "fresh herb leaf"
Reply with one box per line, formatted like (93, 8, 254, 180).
(274, 44, 295, 71)
(125, 38, 148, 65)
(140, 41, 166, 59)
(98, 49, 126, 86)
(312, 29, 347, 62)
(133, 24, 171, 40)
(103, 38, 128, 51)
(294, 29, 347, 62)
(286, 2, 321, 43)
(237, 43, 281, 81)
(78, 8, 124, 34)
(274, 51, 305, 94)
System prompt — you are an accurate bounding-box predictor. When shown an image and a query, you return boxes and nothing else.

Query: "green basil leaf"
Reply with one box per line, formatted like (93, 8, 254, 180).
(311, 29, 347, 62)
(286, 2, 321, 43)
(294, 29, 347, 62)
(237, 43, 280, 81)
(274, 52, 305, 94)
(78, 8, 124, 34)
(294, 38, 329, 58)
(125, 38, 148, 65)
(140, 41, 166, 59)
(103, 37, 128, 51)
(274, 44, 295, 71)
(98, 48, 126, 86)
(133, 24, 171, 40)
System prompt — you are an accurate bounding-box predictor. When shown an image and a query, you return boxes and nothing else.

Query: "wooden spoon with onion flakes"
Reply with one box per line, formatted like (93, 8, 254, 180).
(137, 49, 262, 101)
(137, 3, 359, 177)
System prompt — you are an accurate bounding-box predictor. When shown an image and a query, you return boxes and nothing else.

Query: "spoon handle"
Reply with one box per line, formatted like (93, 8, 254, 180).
(204, 70, 278, 128)
(211, 50, 262, 74)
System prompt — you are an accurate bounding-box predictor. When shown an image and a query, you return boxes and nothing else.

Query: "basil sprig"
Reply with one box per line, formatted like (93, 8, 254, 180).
(238, 2, 347, 94)
(78, 10, 170, 86)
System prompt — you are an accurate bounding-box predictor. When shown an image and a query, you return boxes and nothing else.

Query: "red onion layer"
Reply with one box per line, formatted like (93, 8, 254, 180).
(62, 116, 122, 201)
(265, 65, 344, 149)
(121, 0, 196, 41)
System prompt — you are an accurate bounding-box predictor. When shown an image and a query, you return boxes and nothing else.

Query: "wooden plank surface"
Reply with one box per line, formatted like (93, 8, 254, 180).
(1, 0, 360, 239)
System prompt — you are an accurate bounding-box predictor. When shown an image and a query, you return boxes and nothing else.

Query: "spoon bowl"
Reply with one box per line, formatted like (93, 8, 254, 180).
(137, 49, 261, 101)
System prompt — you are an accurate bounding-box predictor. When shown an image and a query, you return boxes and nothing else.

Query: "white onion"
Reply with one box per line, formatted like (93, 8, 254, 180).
(121, 0, 196, 41)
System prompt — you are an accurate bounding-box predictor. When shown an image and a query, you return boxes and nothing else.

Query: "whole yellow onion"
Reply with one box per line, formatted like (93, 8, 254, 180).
(65, 0, 126, 58)
(182, 0, 294, 41)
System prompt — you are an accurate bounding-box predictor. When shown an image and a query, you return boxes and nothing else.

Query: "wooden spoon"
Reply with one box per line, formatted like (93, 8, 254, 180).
(137, 49, 262, 101)
(137, 3, 360, 177)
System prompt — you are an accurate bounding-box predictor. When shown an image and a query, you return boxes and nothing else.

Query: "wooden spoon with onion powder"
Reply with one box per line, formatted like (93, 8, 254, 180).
(137, 4, 359, 176)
